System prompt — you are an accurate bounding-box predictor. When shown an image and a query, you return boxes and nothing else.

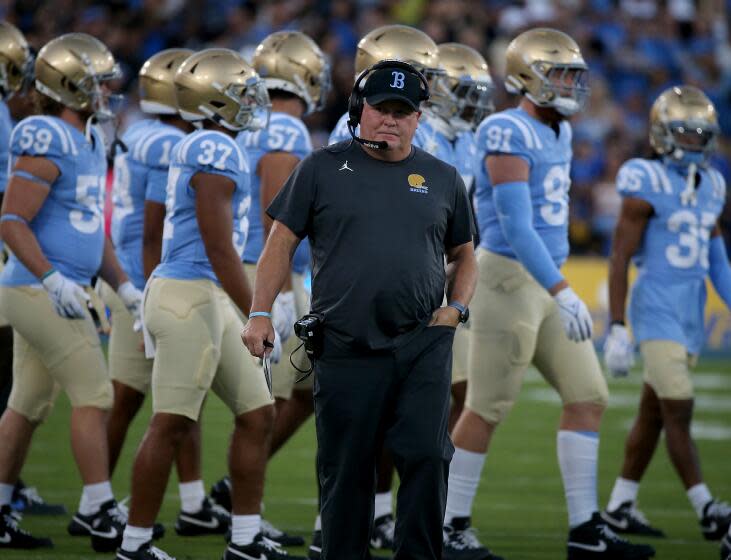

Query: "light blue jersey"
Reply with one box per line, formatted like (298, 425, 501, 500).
(618, 158, 726, 353)
(329, 112, 351, 145)
(111, 119, 185, 290)
(0, 116, 107, 286)
(0, 101, 13, 193)
(238, 112, 311, 274)
(153, 129, 250, 284)
(454, 130, 476, 190)
(413, 116, 456, 167)
(474, 107, 573, 267)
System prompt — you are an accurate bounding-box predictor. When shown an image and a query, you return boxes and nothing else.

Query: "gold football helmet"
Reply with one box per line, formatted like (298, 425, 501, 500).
(437, 43, 494, 130)
(174, 48, 270, 131)
(649, 85, 719, 166)
(252, 31, 330, 115)
(34, 33, 122, 119)
(139, 48, 193, 115)
(355, 25, 445, 113)
(0, 21, 33, 99)
(504, 28, 589, 116)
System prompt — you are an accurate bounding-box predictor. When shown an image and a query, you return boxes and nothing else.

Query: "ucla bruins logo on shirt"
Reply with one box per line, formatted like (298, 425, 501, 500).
(408, 173, 428, 194)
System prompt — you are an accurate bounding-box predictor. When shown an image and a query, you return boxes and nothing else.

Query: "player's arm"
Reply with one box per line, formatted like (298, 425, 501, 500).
(487, 154, 591, 341)
(0, 155, 58, 278)
(607, 197, 653, 323)
(259, 152, 299, 292)
(708, 223, 731, 310)
(486, 154, 567, 293)
(194, 171, 253, 316)
(142, 200, 165, 280)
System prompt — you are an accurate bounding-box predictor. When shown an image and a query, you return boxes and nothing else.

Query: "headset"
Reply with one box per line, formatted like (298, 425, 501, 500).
(347, 59, 430, 150)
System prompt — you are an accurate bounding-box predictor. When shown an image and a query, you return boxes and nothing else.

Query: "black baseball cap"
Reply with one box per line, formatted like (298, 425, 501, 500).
(362, 63, 425, 112)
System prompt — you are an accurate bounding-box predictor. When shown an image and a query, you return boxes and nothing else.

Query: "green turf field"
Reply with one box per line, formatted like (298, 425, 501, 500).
(5, 360, 730, 560)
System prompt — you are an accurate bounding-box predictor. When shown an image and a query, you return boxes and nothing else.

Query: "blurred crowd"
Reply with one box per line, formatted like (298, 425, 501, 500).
(3, 0, 731, 253)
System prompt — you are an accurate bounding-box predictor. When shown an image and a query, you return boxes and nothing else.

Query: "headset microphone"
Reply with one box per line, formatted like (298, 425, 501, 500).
(347, 121, 388, 150)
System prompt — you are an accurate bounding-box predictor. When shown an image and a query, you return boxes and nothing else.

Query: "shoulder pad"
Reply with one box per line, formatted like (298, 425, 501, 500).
(10, 116, 79, 159)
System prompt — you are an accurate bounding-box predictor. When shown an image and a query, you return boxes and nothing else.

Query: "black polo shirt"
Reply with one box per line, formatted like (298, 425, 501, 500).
(267, 140, 474, 351)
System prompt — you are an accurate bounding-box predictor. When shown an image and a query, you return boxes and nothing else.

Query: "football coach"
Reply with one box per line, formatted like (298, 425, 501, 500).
(242, 59, 478, 560)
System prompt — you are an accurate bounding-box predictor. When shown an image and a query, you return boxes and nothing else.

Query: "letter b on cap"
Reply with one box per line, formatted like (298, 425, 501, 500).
(390, 71, 405, 89)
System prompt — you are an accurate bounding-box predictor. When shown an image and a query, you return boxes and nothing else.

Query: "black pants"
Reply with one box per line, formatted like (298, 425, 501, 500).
(314, 325, 455, 560)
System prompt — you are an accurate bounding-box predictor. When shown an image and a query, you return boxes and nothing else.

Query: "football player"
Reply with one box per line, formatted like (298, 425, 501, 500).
(93, 48, 229, 539)
(722, 524, 731, 560)
(208, 30, 330, 548)
(115, 48, 298, 560)
(602, 86, 731, 542)
(442, 28, 655, 560)
(0, 20, 66, 518)
(431, 42, 494, 430)
(323, 25, 444, 554)
(0, 33, 142, 551)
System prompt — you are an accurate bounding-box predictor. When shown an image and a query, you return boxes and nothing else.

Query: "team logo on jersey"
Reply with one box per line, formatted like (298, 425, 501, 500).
(408, 173, 428, 194)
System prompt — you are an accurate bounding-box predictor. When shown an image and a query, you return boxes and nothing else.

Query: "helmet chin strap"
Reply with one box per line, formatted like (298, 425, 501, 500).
(680, 161, 698, 207)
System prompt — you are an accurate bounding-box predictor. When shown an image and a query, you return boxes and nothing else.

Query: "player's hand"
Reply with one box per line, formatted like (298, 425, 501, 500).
(272, 291, 296, 343)
(42, 270, 89, 319)
(428, 306, 460, 328)
(553, 286, 593, 342)
(242, 315, 277, 359)
(603, 323, 635, 377)
(117, 281, 143, 324)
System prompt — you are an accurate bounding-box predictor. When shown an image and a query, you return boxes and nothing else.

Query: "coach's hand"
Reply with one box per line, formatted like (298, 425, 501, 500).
(603, 323, 635, 377)
(428, 306, 460, 328)
(242, 315, 277, 358)
(553, 286, 593, 342)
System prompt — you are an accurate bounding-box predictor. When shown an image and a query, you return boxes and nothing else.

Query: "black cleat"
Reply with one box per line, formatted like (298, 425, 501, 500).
(0, 504, 53, 549)
(223, 532, 307, 559)
(701, 499, 731, 541)
(11, 481, 67, 516)
(308, 530, 321, 560)
(175, 497, 229, 536)
(721, 532, 731, 560)
(443, 517, 504, 560)
(601, 502, 665, 537)
(69, 501, 165, 541)
(262, 518, 305, 547)
(116, 540, 176, 559)
(567, 512, 655, 559)
(209, 476, 232, 512)
(89, 499, 128, 552)
(370, 514, 395, 550)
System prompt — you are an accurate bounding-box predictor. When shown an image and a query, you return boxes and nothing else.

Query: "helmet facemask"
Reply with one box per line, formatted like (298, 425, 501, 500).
(447, 77, 495, 131)
(655, 118, 719, 167)
(208, 77, 271, 131)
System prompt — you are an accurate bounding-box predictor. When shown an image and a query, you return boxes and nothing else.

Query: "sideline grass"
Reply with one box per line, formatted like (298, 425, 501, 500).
(5, 360, 730, 559)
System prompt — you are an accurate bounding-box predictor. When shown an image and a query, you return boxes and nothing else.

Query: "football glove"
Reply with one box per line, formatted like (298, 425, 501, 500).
(272, 291, 296, 343)
(553, 286, 593, 342)
(42, 270, 89, 319)
(603, 324, 635, 377)
(117, 281, 143, 325)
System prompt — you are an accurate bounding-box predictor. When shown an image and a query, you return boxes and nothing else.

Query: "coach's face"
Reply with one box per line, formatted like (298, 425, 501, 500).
(360, 100, 421, 155)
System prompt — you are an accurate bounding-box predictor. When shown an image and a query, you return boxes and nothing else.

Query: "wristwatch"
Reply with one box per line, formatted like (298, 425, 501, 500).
(448, 301, 469, 323)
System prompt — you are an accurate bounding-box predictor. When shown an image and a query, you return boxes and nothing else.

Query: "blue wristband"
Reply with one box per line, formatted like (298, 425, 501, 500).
(0, 213, 28, 225)
(448, 301, 466, 314)
(249, 311, 272, 319)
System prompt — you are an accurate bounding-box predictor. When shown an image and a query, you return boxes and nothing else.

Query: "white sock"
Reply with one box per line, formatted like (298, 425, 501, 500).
(121, 525, 153, 552)
(687, 483, 713, 518)
(314, 514, 321, 531)
(78, 481, 114, 516)
(0, 483, 14, 507)
(557, 430, 599, 528)
(231, 514, 260, 546)
(444, 448, 486, 525)
(374, 491, 392, 520)
(607, 477, 640, 512)
(179, 480, 205, 514)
